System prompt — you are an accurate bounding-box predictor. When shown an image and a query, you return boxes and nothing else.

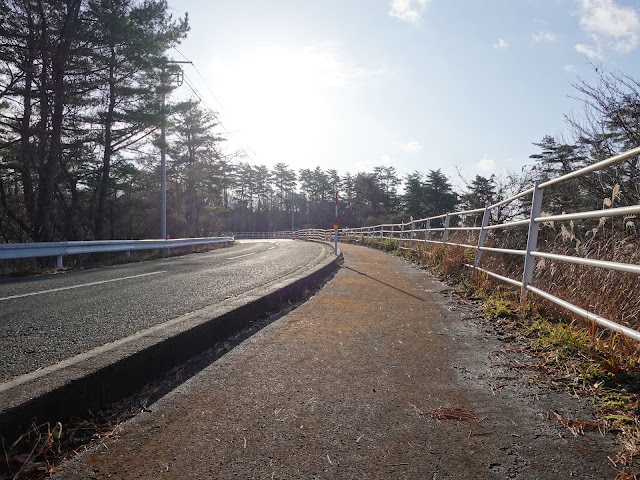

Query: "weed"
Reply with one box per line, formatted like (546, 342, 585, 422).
(382, 238, 398, 252)
(483, 296, 517, 318)
(605, 415, 636, 426)
(600, 394, 638, 413)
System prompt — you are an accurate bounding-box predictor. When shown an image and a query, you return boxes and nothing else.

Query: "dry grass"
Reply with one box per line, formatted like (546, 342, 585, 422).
(429, 407, 477, 421)
(551, 410, 609, 437)
(0, 401, 140, 480)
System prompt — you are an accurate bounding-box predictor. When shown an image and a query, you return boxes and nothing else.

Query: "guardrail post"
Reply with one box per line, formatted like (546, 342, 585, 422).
(56, 255, 63, 269)
(400, 223, 404, 246)
(474, 206, 491, 267)
(521, 182, 543, 305)
(442, 213, 451, 244)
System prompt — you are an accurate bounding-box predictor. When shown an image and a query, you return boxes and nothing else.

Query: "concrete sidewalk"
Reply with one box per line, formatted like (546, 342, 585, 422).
(56, 244, 617, 479)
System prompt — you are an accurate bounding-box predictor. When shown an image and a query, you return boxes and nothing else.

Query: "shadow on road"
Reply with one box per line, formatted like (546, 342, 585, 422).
(344, 265, 427, 302)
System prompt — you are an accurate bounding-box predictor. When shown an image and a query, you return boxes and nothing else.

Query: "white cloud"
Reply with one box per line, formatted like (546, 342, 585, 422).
(475, 155, 496, 173)
(400, 140, 423, 152)
(564, 64, 577, 72)
(575, 41, 603, 59)
(576, 0, 640, 57)
(389, 0, 431, 23)
(532, 31, 557, 42)
(493, 38, 509, 49)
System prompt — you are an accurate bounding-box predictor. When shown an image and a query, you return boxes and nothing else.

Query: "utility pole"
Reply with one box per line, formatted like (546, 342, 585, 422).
(159, 60, 191, 240)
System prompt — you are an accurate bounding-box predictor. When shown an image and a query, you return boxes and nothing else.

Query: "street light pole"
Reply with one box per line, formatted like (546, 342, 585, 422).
(160, 83, 167, 240)
(159, 60, 191, 240)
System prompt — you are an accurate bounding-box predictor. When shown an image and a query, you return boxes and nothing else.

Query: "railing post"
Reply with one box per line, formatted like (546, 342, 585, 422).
(424, 219, 430, 248)
(410, 221, 415, 244)
(400, 223, 404, 246)
(521, 182, 544, 305)
(442, 213, 451, 244)
(56, 255, 63, 269)
(474, 206, 491, 267)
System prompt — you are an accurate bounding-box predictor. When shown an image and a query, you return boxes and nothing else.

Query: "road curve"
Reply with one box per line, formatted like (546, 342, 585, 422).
(0, 240, 328, 382)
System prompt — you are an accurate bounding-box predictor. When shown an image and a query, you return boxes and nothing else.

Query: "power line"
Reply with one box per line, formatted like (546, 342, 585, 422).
(170, 47, 257, 164)
(181, 73, 256, 164)
(173, 46, 226, 113)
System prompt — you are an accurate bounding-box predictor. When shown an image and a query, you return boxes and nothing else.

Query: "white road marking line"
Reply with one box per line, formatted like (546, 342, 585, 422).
(228, 252, 257, 260)
(0, 271, 167, 302)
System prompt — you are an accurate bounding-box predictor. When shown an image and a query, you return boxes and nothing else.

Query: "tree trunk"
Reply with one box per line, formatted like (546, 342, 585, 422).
(95, 48, 116, 240)
(35, 0, 82, 242)
(18, 2, 37, 235)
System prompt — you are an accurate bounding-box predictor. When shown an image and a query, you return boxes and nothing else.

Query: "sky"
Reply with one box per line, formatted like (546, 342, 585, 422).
(165, 0, 640, 191)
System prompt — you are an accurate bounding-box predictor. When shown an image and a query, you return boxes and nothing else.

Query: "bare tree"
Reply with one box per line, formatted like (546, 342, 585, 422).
(566, 66, 640, 206)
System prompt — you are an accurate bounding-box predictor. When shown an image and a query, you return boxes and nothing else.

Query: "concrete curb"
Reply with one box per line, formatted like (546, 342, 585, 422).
(0, 243, 342, 444)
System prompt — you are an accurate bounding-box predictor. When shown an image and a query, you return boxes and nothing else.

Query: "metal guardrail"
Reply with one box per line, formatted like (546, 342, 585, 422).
(333, 145, 640, 342)
(234, 231, 295, 239)
(234, 230, 331, 242)
(0, 237, 234, 268)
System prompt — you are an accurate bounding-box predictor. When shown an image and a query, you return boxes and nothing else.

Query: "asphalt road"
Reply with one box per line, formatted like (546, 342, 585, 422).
(0, 240, 329, 382)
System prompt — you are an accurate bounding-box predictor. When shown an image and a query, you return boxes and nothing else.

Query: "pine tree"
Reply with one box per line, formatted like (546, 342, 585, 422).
(167, 99, 223, 236)
(460, 175, 496, 210)
(85, 0, 188, 238)
(402, 171, 426, 219)
(529, 136, 586, 213)
(424, 169, 457, 216)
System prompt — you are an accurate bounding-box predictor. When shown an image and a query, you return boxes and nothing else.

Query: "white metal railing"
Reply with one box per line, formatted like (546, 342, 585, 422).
(234, 231, 286, 239)
(0, 236, 234, 268)
(334, 145, 640, 342)
(234, 229, 332, 242)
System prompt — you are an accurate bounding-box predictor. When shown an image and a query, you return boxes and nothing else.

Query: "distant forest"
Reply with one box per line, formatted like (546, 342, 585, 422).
(1, 0, 639, 243)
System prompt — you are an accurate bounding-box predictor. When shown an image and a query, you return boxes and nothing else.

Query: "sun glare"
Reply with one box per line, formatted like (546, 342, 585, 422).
(208, 45, 345, 167)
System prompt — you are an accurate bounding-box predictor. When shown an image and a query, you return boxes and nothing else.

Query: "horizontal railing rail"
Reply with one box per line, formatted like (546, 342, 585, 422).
(0, 236, 234, 268)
